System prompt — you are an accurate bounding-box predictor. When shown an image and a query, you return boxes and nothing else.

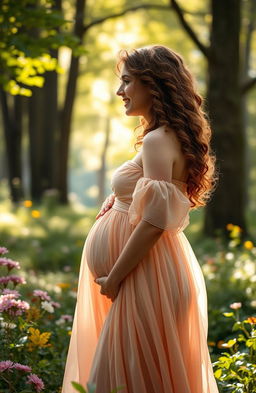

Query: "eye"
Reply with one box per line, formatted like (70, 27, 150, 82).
(122, 79, 130, 85)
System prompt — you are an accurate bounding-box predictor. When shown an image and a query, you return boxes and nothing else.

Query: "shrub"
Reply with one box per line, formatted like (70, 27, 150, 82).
(0, 246, 74, 392)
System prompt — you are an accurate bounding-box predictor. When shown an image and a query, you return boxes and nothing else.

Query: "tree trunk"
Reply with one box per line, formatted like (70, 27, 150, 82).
(97, 116, 111, 206)
(28, 87, 44, 200)
(204, 0, 247, 236)
(0, 90, 24, 202)
(58, 0, 87, 203)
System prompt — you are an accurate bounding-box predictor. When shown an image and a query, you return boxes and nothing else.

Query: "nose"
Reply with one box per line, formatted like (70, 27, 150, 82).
(116, 84, 124, 96)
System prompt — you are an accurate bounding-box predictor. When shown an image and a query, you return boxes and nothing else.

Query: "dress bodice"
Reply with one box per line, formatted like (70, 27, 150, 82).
(110, 159, 191, 233)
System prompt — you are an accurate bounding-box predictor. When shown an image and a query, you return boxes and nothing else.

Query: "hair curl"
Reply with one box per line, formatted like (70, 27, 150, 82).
(117, 45, 217, 208)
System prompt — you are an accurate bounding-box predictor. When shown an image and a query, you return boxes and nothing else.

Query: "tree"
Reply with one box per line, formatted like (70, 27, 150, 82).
(0, 0, 80, 202)
(170, 0, 256, 236)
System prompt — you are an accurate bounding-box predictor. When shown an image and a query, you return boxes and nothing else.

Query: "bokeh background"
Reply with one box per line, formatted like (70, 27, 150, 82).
(0, 1, 256, 392)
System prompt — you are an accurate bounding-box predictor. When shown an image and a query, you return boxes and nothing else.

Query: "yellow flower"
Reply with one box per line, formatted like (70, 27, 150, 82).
(56, 283, 71, 289)
(27, 327, 51, 351)
(226, 223, 234, 231)
(68, 330, 72, 335)
(207, 341, 216, 347)
(26, 306, 41, 321)
(247, 317, 256, 325)
(31, 210, 41, 218)
(24, 200, 32, 208)
(244, 240, 254, 250)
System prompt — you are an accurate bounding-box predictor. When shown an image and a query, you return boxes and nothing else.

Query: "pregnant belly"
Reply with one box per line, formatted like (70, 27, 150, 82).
(85, 209, 130, 279)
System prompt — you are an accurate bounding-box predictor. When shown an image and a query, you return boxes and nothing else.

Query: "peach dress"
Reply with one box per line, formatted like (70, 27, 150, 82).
(62, 157, 219, 393)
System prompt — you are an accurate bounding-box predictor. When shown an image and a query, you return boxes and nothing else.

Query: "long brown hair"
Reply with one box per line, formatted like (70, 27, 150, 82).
(117, 45, 217, 208)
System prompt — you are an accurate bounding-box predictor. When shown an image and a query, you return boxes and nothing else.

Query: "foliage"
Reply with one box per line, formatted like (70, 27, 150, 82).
(0, 0, 82, 96)
(0, 246, 76, 392)
(198, 224, 256, 346)
(213, 306, 256, 393)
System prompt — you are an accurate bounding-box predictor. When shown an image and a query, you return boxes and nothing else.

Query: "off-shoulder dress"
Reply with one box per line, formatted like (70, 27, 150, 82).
(61, 157, 219, 393)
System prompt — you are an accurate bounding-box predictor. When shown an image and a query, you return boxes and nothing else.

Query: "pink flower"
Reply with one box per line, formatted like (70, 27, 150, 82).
(0, 247, 8, 255)
(51, 301, 61, 308)
(0, 360, 14, 372)
(27, 373, 45, 392)
(13, 363, 32, 373)
(33, 289, 51, 301)
(0, 257, 20, 270)
(230, 302, 242, 310)
(2, 289, 20, 298)
(0, 294, 30, 316)
(61, 314, 73, 322)
(0, 275, 26, 287)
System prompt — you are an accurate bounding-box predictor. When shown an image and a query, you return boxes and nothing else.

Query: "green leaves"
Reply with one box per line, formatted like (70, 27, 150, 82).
(213, 313, 256, 392)
(0, 0, 81, 95)
(71, 381, 88, 393)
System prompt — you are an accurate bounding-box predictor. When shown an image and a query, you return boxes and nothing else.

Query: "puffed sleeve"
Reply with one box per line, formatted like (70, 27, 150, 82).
(128, 177, 191, 233)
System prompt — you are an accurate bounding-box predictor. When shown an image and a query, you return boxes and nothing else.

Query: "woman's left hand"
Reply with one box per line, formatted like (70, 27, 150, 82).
(94, 276, 120, 302)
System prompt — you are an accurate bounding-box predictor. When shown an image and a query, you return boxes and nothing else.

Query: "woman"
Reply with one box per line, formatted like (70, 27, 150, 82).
(62, 45, 219, 393)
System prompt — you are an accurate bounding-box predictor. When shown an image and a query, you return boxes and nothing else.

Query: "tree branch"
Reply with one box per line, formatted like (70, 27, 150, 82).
(83, 4, 170, 32)
(83, 3, 209, 33)
(241, 76, 256, 94)
(170, 0, 209, 59)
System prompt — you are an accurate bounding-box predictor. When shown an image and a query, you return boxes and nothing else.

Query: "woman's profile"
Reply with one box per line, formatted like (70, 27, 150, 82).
(62, 45, 219, 393)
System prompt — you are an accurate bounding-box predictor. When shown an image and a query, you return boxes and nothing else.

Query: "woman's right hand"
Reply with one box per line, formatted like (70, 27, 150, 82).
(96, 193, 115, 219)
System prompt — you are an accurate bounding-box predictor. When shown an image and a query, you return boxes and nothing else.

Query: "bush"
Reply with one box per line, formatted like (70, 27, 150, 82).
(0, 246, 75, 392)
(213, 304, 256, 393)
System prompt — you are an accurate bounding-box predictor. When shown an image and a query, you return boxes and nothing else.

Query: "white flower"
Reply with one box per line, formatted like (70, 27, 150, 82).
(1, 321, 16, 329)
(41, 301, 54, 313)
(250, 300, 256, 308)
(225, 252, 234, 260)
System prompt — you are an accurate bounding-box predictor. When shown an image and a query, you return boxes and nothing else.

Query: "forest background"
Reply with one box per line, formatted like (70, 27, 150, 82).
(0, 0, 256, 392)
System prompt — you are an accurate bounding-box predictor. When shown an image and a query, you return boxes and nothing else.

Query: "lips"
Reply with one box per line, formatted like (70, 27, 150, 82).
(123, 98, 130, 106)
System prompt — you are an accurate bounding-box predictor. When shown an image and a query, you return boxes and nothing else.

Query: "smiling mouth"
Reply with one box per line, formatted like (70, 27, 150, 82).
(123, 98, 130, 106)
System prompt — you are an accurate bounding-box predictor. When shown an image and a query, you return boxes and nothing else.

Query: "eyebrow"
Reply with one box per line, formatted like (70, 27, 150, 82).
(121, 74, 131, 79)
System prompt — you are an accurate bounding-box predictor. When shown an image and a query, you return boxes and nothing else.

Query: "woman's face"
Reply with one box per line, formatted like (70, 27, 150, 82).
(116, 63, 152, 122)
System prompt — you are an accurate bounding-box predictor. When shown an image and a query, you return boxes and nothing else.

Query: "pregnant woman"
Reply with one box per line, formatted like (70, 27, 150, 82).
(62, 45, 219, 393)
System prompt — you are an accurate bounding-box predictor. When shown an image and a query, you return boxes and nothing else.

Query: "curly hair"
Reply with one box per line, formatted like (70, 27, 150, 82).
(117, 45, 217, 208)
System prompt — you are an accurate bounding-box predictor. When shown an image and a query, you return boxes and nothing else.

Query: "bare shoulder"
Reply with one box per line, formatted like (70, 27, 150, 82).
(143, 126, 180, 158)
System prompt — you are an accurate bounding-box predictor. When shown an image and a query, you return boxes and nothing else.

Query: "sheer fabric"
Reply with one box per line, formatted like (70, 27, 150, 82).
(61, 159, 219, 393)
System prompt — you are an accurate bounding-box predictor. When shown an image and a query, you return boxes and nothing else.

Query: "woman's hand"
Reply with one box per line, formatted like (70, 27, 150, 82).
(94, 276, 120, 302)
(96, 193, 115, 220)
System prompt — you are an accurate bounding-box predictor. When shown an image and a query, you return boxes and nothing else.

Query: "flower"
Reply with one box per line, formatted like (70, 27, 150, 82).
(31, 210, 41, 218)
(0, 275, 26, 287)
(41, 301, 54, 313)
(1, 321, 17, 329)
(0, 360, 14, 372)
(23, 200, 32, 207)
(0, 247, 8, 255)
(51, 301, 61, 309)
(250, 300, 256, 308)
(0, 257, 20, 270)
(2, 289, 20, 298)
(26, 306, 41, 321)
(226, 223, 234, 231)
(246, 316, 256, 325)
(28, 328, 51, 351)
(0, 294, 30, 316)
(230, 302, 242, 310)
(244, 240, 254, 250)
(27, 373, 45, 392)
(13, 363, 32, 372)
(56, 282, 71, 289)
(56, 314, 73, 325)
(33, 289, 51, 301)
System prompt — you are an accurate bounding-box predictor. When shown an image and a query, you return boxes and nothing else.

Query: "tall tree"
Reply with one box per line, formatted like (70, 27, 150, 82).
(170, 0, 256, 236)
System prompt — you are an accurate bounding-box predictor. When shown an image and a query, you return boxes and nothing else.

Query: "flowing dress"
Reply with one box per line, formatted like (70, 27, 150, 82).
(61, 157, 219, 393)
